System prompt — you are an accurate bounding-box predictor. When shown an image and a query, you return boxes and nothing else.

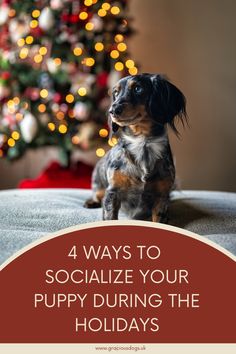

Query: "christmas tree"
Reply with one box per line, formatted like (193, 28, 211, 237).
(0, 0, 136, 165)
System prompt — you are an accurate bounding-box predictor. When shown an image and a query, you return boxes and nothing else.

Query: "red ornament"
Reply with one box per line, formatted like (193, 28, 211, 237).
(2, 0, 11, 5)
(70, 14, 79, 23)
(30, 27, 43, 38)
(1, 71, 10, 80)
(53, 92, 62, 103)
(0, 25, 9, 50)
(61, 13, 70, 22)
(97, 72, 109, 88)
(24, 87, 40, 101)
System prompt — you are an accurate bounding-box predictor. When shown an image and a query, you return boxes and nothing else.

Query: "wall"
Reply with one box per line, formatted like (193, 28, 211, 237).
(0, 0, 236, 191)
(128, 0, 236, 192)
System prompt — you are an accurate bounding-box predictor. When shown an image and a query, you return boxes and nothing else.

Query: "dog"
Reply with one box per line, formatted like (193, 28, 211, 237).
(84, 73, 187, 222)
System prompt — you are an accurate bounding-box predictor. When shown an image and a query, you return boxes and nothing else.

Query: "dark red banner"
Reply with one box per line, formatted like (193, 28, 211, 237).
(0, 223, 235, 343)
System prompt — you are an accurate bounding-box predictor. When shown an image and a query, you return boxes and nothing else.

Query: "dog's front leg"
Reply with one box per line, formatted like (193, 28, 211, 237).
(102, 187, 121, 220)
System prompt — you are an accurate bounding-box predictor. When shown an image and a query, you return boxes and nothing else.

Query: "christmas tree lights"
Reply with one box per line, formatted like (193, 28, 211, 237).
(0, 0, 136, 164)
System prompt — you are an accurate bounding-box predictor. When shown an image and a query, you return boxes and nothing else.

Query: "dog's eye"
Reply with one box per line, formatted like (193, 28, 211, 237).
(134, 85, 143, 94)
(113, 90, 119, 98)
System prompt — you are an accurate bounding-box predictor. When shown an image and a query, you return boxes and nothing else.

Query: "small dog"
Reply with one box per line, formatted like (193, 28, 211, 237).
(84, 73, 187, 222)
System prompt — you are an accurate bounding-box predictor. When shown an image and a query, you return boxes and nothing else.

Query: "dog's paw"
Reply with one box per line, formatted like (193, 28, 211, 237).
(84, 199, 101, 208)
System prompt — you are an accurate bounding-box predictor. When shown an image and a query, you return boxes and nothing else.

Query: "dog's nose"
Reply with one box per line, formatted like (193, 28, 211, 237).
(113, 104, 123, 116)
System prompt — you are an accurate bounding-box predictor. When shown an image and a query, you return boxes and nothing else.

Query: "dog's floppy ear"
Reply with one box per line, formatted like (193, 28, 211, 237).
(149, 74, 187, 135)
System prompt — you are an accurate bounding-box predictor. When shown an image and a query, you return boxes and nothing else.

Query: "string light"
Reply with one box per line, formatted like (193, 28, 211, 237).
(59, 124, 67, 134)
(5, 99, 12, 108)
(129, 67, 138, 75)
(40, 89, 48, 98)
(48, 122, 55, 131)
(9, 105, 15, 112)
(8, 138, 15, 147)
(30, 20, 38, 28)
(16, 113, 23, 121)
(108, 137, 118, 146)
(68, 110, 75, 118)
(117, 42, 127, 52)
(115, 62, 124, 71)
(115, 34, 124, 43)
(96, 148, 105, 157)
(85, 22, 94, 31)
(13, 97, 20, 105)
(110, 6, 120, 15)
(12, 131, 20, 140)
(56, 111, 65, 120)
(0, 149, 3, 158)
(2, 0, 133, 158)
(78, 87, 87, 96)
(39, 47, 47, 55)
(65, 94, 74, 103)
(19, 48, 29, 59)
(72, 136, 80, 144)
(73, 47, 83, 56)
(9, 9, 16, 17)
(7, 100, 15, 108)
(102, 2, 111, 10)
(79, 11, 88, 20)
(110, 50, 119, 59)
(99, 128, 108, 138)
(17, 38, 25, 47)
(25, 36, 34, 44)
(38, 103, 46, 113)
(125, 59, 135, 69)
(98, 9, 107, 17)
(54, 58, 62, 66)
(32, 9, 40, 18)
(84, 57, 95, 66)
(9, 103, 16, 113)
(84, 0, 93, 5)
(34, 54, 43, 63)
(95, 42, 104, 51)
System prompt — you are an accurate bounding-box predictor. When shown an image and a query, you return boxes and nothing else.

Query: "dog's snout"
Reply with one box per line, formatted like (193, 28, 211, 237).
(112, 104, 123, 116)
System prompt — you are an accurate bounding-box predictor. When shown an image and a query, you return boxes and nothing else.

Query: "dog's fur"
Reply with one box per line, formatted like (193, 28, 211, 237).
(84, 73, 187, 222)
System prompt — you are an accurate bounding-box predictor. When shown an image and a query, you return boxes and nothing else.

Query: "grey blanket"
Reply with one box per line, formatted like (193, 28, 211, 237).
(0, 189, 235, 264)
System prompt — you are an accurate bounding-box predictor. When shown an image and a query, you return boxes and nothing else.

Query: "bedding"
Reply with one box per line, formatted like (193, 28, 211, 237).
(0, 189, 235, 264)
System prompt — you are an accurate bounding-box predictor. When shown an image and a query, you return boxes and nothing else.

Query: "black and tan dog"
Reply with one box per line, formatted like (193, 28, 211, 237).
(84, 73, 187, 222)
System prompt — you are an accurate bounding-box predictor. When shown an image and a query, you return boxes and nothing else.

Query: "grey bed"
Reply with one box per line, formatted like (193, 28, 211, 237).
(0, 189, 235, 264)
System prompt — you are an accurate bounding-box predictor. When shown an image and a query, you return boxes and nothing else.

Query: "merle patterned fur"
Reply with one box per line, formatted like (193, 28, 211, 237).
(84, 73, 187, 222)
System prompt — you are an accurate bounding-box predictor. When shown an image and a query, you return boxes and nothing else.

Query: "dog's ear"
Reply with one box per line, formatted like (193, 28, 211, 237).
(149, 74, 187, 135)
